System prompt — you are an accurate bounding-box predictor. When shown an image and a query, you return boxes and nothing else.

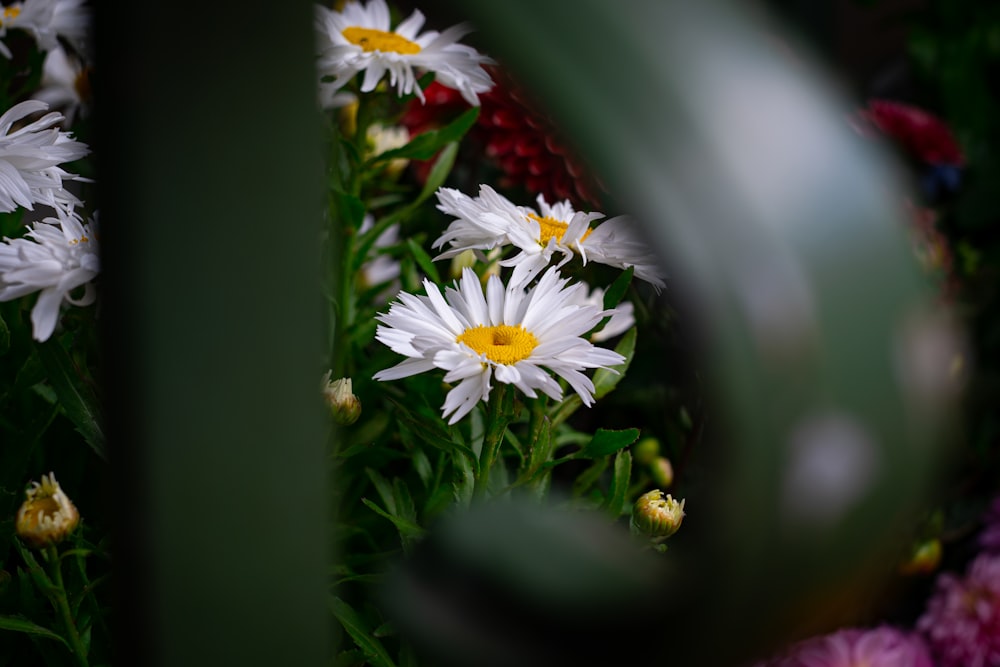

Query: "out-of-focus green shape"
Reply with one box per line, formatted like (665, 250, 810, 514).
(450, 0, 958, 662)
(97, 0, 327, 665)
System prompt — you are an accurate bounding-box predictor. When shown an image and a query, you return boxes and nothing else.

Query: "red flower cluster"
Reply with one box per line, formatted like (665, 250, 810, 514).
(861, 100, 965, 166)
(403, 70, 604, 209)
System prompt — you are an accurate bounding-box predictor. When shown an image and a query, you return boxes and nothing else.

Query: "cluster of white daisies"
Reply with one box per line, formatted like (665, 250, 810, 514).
(313, 0, 664, 422)
(0, 0, 95, 342)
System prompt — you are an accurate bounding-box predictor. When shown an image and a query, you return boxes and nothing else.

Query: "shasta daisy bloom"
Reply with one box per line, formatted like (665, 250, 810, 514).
(0, 208, 98, 341)
(373, 267, 625, 424)
(315, 0, 494, 106)
(572, 285, 634, 342)
(432, 184, 665, 291)
(0, 100, 89, 213)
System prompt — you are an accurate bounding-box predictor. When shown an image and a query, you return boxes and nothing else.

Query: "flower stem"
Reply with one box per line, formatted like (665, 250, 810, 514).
(45, 545, 89, 667)
(475, 384, 510, 498)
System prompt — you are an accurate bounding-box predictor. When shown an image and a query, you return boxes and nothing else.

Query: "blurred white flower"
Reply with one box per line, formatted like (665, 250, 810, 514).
(0, 0, 90, 59)
(358, 214, 400, 301)
(31, 46, 89, 127)
(374, 267, 624, 424)
(573, 285, 635, 342)
(0, 100, 89, 213)
(0, 208, 98, 341)
(315, 0, 494, 106)
(433, 184, 665, 291)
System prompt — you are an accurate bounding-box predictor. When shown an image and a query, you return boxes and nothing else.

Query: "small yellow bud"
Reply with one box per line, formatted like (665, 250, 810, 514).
(631, 489, 685, 540)
(633, 437, 660, 466)
(649, 456, 674, 488)
(16, 473, 80, 548)
(323, 373, 362, 425)
(898, 537, 942, 576)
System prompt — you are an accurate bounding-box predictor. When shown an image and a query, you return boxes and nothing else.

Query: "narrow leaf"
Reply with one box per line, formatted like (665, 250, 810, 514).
(365, 469, 396, 515)
(0, 615, 68, 647)
(330, 597, 398, 667)
(593, 327, 636, 400)
(604, 450, 633, 517)
(416, 141, 459, 205)
(602, 266, 634, 310)
(374, 108, 479, 162)
(361, 498, 427, 539)
(35, 340, 106, 460)
(405, 238, 441, 284)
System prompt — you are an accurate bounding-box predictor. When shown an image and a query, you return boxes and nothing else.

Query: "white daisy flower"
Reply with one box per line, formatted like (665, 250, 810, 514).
(573, 286, 635, 342)
(432, 185, 666, 291)
(0, 208, 98, 341)
(31, 46, 90, 127)
(374, 267, 625, 424)
(315, 0, 494, 106)
(0, 0, 90, 60)
(0, 100, 89, 213)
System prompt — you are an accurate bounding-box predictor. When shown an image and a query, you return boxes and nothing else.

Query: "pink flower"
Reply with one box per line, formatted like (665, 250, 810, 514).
(918, 553, 1000, 667)
(762, 626, 933, 667)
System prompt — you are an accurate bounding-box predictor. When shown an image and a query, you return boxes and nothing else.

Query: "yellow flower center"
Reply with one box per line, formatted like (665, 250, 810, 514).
(529, 213, 593, 246)
(2, 6, 21, 22)
(456, 324, 538, 365)
(342, 26, 421, 54)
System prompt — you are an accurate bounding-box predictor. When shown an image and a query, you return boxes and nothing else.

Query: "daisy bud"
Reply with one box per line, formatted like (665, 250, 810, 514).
(649, 457, 674, 489)
(323, 374, 362, 425)
(449, 249, 478, 280)
(16, 473, 80, 548)
(899, 537, 942, 576)
(631, 490, 685, 540)
(366, 123, 410, 178)
(633, 437, 660, 466)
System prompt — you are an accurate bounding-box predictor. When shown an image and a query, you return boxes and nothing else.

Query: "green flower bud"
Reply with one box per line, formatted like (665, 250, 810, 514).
(323, 374, 361, 425)
(649, 456, 674, 488)
(631, 489, 685, 540)
(633, 437, 660, 466)
(450, 249, 478, 280)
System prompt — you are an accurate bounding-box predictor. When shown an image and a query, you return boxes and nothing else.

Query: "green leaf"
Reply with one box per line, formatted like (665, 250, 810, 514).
(330, 597, 398, 667)
(452, 451, 475, 508)
(361, 498, 427, 542)
(352, 212, 400, 273)
(415, 141, 458, 205)
(603, 450, 632, 517)
(602, 266, 634, 310)
(34, 340, 106, 460)
(365, 469, 396, 515)
(373, 108, 479, 162)
(391, 400, 478, 463)
(0, 615, 69, 647)
(572, 458, 609, 498)
(405, 238, 441, 284)
(579, 428, 640, 458)
(593, 327, 636, 400)
(392, 478, 418, 525)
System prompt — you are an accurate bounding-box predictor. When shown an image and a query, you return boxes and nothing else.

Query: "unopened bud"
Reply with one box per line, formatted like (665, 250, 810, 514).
(631, 489, 685, 540)
(633, 437, 659, 466)
(898, 538, 942, 576)
(450, 249, 478, 280)
(16, 473, 79, 548)
(323, 374, 362, 425)
(649, 456, 674, 488)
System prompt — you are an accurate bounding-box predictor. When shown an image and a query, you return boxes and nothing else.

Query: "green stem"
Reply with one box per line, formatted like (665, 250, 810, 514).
(474, 385, 510, 498)
(45, 546, 88, 667)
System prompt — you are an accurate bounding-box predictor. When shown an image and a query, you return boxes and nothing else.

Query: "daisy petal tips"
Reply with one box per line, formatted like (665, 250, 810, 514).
(373, 267, 626, 425)
(315, 0, 494, 106)
(432, 184, 666, 291)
